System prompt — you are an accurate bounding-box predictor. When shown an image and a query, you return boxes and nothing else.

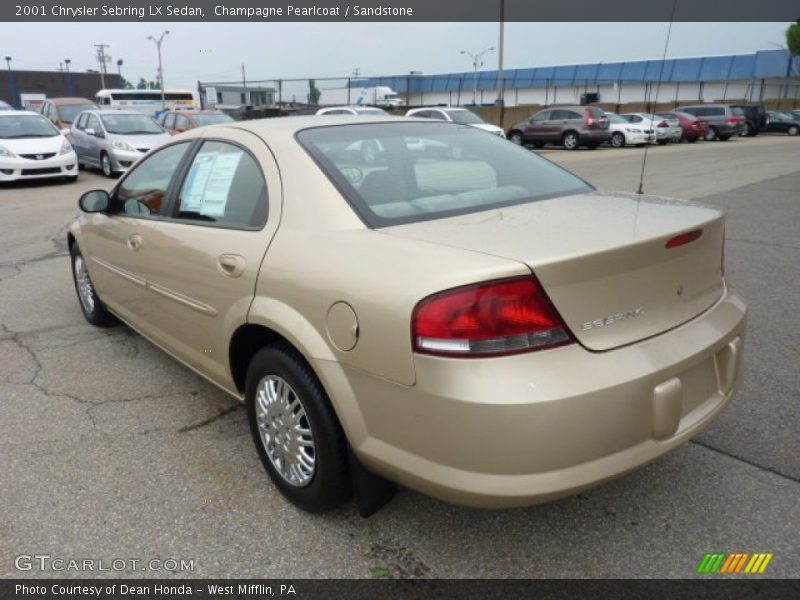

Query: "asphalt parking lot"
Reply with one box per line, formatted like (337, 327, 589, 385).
(1, 135, 798, 579)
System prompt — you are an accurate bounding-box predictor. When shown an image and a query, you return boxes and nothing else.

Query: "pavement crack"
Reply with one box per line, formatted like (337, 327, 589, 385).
(690, 439, 800, 485)
(178, 404, 242, 433)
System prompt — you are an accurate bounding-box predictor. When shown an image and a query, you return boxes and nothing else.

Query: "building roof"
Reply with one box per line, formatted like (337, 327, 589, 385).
(355, 49, 798, 92)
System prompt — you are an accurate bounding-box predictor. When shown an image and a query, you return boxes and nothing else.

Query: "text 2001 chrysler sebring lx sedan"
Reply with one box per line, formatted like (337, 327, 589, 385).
(68, 117, 746, 513)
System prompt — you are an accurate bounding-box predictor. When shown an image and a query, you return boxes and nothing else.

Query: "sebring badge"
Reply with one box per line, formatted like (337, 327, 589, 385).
(581, 307, 646, 331)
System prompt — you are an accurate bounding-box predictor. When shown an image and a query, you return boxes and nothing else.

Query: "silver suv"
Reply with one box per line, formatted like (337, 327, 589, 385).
(677, 104, 745, 141)
(69, 110, 171, 177)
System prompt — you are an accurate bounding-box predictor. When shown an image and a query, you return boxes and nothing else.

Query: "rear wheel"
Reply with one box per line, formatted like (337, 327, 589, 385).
(562, 131, 579, 150)
(705, 127, 718, 141)
(508, 131, 524, 145)
(788, 125, 799, 136)
(610, 132, 625, 148)
(246, 345, 351, 512)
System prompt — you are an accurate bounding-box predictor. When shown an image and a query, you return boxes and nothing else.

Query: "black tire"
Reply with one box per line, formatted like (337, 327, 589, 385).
(246, 344, 351, 512)
(610, 132, 625, 148)
(508, 130, 524, 145)
(788, 126, 799, 136)
(562, 131, 579, 150)
(705, 127, 718, 141)
(100, 151, 115, 178)
(70, 244, 115, 327)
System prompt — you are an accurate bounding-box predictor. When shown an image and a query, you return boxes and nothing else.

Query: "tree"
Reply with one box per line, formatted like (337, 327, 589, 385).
(787, 20, 800, 58)
(136, 78, 148, 90)
(307, 79, 321, 105)
(119, 75, 134, 90)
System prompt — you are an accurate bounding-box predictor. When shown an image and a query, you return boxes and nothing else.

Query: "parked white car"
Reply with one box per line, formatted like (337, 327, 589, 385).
(406, 106, 506, 137)
(0, 110, 78, 183)
(605, 113, 654, 148)
(316, 106, 389, 116)
(621, 113, 681, 144)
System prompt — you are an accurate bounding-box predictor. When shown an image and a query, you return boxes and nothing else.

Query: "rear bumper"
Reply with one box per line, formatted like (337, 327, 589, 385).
(579, 130, 611, 144)
(318, 286, 746, 508)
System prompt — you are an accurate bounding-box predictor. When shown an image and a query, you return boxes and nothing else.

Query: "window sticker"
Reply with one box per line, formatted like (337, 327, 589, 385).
(181, 148, 243, 217)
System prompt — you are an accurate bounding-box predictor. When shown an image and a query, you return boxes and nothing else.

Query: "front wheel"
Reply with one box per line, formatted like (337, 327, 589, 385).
(788, 125, 799, 136)
(100, 152, 115, 178)
(508, 131, 524, 145)
(610, 132, 625, 148)
(562, 131, 579, 150)
(705, 127, 718, 141)
(70, 245, 115, 327)
(246, 345, 351, 512)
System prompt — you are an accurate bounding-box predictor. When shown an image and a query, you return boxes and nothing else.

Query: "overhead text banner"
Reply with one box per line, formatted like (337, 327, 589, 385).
(1, 0, 799, 22)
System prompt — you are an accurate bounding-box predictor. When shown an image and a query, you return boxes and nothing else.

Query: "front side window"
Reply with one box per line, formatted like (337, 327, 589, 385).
(85, 114, 102, 133)
(298, 122, 592, 228)
(162, 113, 176, 129)
(173, 141, 267, 229)
(531, 110, 551, 122)
(114, 143, 190, 217)
(175, 115, 191, 130)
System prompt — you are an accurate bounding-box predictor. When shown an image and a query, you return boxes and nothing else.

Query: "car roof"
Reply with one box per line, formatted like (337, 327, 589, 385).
(48, 97, 95, 105)
(0, 110, 42, 116)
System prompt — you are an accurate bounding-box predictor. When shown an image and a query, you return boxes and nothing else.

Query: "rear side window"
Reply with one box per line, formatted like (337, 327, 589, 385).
(709, 107, 725, 116)
(173, 141, 268, 229)
(297, 122, 592, 228)
(731, 107, 744, 117)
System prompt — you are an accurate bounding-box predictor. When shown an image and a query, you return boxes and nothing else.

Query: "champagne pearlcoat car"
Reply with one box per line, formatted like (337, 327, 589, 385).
(68, 116, 746, 513)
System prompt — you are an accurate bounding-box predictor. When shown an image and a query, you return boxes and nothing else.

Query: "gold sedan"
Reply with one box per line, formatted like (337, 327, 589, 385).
(68, 117, 746, 513)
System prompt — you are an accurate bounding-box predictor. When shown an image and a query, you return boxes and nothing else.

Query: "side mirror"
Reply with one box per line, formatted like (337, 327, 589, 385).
(84, 128, 95, 136)
(78, 189, 110, 213)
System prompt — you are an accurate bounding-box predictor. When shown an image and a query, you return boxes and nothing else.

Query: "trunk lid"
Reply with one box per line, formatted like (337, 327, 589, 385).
(384, 191, 726, 351)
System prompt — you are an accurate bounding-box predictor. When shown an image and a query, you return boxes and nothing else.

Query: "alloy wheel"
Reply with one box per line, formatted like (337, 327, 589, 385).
(255, 375, 316, 487)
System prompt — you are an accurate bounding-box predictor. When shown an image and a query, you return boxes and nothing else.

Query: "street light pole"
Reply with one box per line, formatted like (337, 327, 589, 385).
(460, 46, 494, 105)
(64, 59, 71, 73)
(147, 30, 170, 111)
(4, 56, 11, 72)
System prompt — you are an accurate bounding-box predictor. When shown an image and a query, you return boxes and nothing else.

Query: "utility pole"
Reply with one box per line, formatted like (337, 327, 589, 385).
(64, 59, 71, 73)
(242, 63, 247, 105)
(353, 68, 360, 78)
(147, 30, 169, 110)
(497, 0, 505, 106)
(94, 43, 110, 89)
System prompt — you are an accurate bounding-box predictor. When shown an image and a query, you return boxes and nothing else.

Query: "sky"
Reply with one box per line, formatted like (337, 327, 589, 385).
(0, 21, 792, 93)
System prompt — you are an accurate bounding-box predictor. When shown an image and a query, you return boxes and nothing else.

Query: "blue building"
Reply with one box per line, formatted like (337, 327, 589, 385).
(355, 49, 799, 108)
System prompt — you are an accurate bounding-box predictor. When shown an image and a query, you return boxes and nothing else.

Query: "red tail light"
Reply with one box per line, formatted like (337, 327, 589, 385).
(725, 117, 741, 124)
(412, 277, 573, 357)
(584, 108, 594, 126)
(657, 121, 669, 128)
(666, 229, 703, 249)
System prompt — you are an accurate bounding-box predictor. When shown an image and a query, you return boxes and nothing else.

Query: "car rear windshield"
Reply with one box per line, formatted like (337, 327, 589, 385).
(0, 114, 59, 138)
(447, 110, 484, 125)
(192, 113, 234, 126)
(586, 107, 605, 118)
(59, 103, 98, 124)
(297, 122, 592, 228)
(100, 114, 164, 134)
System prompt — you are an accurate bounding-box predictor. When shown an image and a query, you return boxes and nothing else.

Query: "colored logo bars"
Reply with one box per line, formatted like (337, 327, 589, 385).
(696, 552, 773, 574)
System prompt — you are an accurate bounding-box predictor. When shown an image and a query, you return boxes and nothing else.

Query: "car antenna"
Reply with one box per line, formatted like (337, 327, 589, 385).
(637, 0, 679, 195)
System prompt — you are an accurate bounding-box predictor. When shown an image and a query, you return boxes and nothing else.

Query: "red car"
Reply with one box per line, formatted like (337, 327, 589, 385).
(659, 111, 710, 143)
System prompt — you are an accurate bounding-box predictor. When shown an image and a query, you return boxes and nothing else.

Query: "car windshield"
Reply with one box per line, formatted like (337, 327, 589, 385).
(192, 113, 234, 126)
(0, 114, 59, 138)
(100, 114, 163, 134)
(447, 110, 484, 125)
(607, 114, 628, 124)
(59, 103, 99, 124)
(298, 122, 592, 228)
(354, 107, 388, 115)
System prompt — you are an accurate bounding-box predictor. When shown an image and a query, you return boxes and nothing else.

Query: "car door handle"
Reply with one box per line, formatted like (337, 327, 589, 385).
(127, 234, 143, 251)
(218, 254, 246, 278)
